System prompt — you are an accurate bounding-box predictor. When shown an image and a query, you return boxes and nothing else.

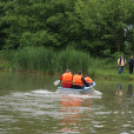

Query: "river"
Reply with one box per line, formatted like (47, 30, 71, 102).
(0, 71, 134, 134)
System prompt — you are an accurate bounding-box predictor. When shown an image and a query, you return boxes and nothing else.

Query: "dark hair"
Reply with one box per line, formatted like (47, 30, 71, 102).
(78, 71, 82, 75)
(66, 69, 70, 72)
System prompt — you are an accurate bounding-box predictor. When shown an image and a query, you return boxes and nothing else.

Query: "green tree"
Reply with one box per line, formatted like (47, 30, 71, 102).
(2, 0, 134, 57)
(2, 0, 85, 50)
(0, 0, 13, 49)
(1, 0, 95, 53)
(126, 26, 134, 53)
(75, 0, 134, 53)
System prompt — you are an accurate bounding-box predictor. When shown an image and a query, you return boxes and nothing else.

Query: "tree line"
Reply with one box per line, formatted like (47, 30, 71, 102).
(0, 0, 134, 57)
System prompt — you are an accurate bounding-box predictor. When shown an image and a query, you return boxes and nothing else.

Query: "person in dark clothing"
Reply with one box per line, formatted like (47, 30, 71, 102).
(72, 71, 90, 89)
(127, 55, 134, 74)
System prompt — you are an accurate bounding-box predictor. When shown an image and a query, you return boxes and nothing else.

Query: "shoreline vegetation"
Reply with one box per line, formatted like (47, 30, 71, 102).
(0, 47, 134, 81)
(0, 0, 134, 82)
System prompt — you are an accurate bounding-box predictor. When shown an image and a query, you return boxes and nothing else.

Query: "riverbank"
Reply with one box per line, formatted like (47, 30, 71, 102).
(0, 47, 133, 81)
(0, 60, 133, 81)
(88, 68, 134, 81)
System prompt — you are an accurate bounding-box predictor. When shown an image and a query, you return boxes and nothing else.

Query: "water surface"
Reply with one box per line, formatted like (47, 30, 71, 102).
(0, 71, 134, 134)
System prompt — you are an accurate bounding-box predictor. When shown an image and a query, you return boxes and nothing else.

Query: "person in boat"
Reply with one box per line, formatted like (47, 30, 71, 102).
(84, 75, 93, 86)
(72, 71, 90, 89)
(60, 69, 73, 88)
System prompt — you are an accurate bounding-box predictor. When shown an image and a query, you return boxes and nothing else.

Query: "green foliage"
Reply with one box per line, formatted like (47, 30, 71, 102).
(58, 46, 90, 73)
(0, 0, 134, 56)
(2, 47, 134, 81)
(75, 0, 134, 53)
(126, 28, 134, 53)
(5, 47, 91, 74)
(0, 0, 10, 50)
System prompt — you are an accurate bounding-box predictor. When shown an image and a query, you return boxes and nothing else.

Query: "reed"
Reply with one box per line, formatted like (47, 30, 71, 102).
(4, 47, 91, 74)
(58, 47, 90, 74)
(3, 47, 134, 81)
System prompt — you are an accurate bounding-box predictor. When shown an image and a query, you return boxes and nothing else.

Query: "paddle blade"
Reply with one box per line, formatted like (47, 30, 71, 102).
(92, 88, 103, 95)
(54, 80, 60, 86)
(92, 81, 96, 87)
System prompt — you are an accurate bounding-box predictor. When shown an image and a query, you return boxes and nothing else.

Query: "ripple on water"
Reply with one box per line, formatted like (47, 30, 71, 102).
(120, 132, 130, 134)
(0, 89, 103, 134)
(94, 125, 104, 128)
(122, 124, 130, 127)
(94, 111, 112, 115)
(130, 130, 134, 133)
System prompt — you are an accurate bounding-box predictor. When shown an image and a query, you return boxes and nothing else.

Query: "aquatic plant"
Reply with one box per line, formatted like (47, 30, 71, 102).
(5, 47, 91, 74)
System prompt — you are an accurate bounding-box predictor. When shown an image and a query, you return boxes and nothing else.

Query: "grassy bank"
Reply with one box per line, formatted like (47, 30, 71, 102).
(0, 47, 133, 81)
(88, 68, 134, 81)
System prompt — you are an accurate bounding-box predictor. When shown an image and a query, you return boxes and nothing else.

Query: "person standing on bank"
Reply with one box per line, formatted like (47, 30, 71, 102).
(117, 54, 126, 74)
(127, 55, 134, 74)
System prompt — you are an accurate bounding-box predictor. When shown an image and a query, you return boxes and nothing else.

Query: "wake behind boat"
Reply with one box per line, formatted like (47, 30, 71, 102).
(57, 82, 96, 94)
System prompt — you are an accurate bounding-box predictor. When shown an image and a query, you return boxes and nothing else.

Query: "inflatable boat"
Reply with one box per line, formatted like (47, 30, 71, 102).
(57, 82, 96, 94)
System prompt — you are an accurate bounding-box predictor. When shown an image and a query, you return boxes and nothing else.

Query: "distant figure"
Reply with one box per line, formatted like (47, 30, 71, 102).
(126, 84, 133, 97)
(84, 75, 93, 86)
(117, 54, 126, 74)
(127, 55, 134, 74)
(60, 69, 73, 88)
(116, 83, 123, 96)
(73, 71, 89, 89)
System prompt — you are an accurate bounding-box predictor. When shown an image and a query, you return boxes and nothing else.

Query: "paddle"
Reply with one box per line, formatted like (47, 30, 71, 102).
(92, 88, 103, 95)
(91, 82, 102, 95)
(54, 80, 60, 86)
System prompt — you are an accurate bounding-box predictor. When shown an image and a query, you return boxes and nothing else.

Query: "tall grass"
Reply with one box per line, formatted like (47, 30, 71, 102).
(4, 47, 91, 74)
(58, 47, 90, 74)
(3, 47, 134, 80)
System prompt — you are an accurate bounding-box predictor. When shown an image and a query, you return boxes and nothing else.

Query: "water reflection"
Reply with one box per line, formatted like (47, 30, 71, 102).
(126, 84, 133, 97)
(59, 94, 92, 133)
(116, 83, 134, 97)
(1, 71, 134, 134)
(116, 83, 123, 96)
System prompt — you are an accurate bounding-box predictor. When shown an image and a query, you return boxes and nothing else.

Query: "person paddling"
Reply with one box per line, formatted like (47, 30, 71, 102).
(72, 71, 89, 89)
(84, 75, 93, 86)
(60, 69, 73, 88)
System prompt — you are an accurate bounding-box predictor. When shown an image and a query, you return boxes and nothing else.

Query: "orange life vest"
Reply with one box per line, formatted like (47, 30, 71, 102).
(62, 73, 73, 84)
(73, 74, 83, 87)
(84, 76, 93, 85)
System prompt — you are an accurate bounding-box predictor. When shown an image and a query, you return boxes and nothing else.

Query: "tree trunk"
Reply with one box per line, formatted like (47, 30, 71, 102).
(116, 42, 120, 52)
